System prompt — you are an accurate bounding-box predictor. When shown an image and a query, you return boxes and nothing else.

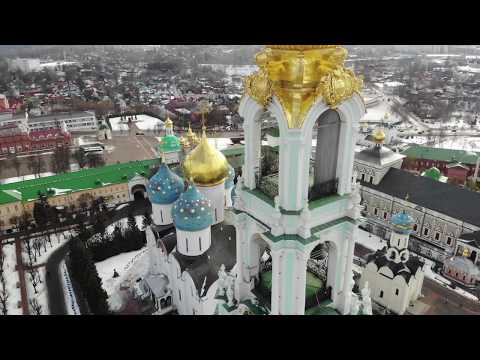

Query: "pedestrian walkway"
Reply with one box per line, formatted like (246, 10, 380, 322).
(14, 237, 29, 315)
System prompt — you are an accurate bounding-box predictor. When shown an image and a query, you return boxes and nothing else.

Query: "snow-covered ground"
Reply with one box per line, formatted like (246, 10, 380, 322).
(105, 215, 145, 235)
(109, 114, 164, 132)
(458, 66, 480, 74)
(157, 136, 234, 152)
(109, 117, 129, 132)
(59, 260, 80, 315)
(0, 172, 55, 185)
(2, 243, 23, 315)
(26, 266, 48, 315)
(434, 137, 480, 152)
(356, 228, 387, 252)
(361, 97, 402, 124)
(95, 247, 149, 311)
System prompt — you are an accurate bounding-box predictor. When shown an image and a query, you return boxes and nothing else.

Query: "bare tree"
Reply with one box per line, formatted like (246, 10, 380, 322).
(9, 156, 21, 178)
(27, 263, 40, 294)
(0, 251, 8, 315)
(29, 298, 42, 315)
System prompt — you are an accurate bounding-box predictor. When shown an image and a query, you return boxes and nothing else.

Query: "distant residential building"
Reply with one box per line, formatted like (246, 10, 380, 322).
(8, 58, 41, 73)
(2, 111, 98, 133)
(0, 124, 72, 155)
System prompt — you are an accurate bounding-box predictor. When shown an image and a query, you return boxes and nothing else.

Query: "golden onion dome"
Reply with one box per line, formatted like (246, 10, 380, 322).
(183, 127, 230, 187)
(373, 128, 386, 144)
(266, 45, 339, 51)
(165, 116, 173, 129)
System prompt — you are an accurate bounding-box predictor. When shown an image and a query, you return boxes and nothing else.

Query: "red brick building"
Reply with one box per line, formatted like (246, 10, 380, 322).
(0, 125, 72, 155)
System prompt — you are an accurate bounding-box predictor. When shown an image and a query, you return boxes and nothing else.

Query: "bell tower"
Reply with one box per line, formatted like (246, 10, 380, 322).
(232, 45, 366, 314)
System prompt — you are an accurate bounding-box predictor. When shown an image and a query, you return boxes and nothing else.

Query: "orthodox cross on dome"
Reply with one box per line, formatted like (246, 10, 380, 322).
(198, 100, 212, 131)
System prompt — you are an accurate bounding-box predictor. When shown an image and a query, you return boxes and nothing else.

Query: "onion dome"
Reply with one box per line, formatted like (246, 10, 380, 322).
(373, 128, 386, 144)
(147, 163, 184, 205)
(164, 116, 173, 129)
(159, 135, 181, 153)
(172, 183, 214, 231)
(183, 127, 230, 187)
(391, 211, 415, 234)
(444, 256, 480, 278)
(422, 167, 441, 181)
(225, 165, 235, 189)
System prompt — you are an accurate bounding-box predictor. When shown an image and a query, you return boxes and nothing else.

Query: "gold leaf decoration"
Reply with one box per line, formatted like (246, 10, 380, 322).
(242, 45, 363, 128)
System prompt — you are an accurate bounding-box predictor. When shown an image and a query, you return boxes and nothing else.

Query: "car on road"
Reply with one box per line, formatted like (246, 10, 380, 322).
(136, 132, 145, 136)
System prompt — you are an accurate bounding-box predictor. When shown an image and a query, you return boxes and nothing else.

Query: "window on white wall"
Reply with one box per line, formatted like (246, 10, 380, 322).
(379, 290, 384, 298)
(423, 228, 429, 236)
(179, 290, 182, 301)
(395, 288, 399, 296)
(447, 237, 452, 246)
(435, 233, 440, 241)
(199, 237, 202, 252)
(186, 238, 189, 252)
(374, 208, 378, 216)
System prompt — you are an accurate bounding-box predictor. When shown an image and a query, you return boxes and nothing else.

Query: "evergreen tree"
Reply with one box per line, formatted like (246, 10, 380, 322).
(68, 239, 110, 314)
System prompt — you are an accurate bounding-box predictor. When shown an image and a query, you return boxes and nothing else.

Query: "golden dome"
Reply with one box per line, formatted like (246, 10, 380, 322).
(183, 128, 230, 187)
(266, 45, 339, 51)
(165, 116, 173, 129)
(373, 128, 386, 144)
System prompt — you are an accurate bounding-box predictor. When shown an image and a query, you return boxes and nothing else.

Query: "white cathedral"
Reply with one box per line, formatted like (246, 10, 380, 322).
(139, 45, 389, 315)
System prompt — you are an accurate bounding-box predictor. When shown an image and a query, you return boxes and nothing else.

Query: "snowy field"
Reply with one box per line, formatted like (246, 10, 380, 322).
(356, 228, 387, 252)
(105, 215, 145, 235)
(361, 97, 402, 124)
(95, 247, 149, 311)
(26, 266, 48, 315)
(2, 243, 23, 315)
(109, 114, 164, 132)
(434, 137, 480, 152)
(0, 172, 55, 185)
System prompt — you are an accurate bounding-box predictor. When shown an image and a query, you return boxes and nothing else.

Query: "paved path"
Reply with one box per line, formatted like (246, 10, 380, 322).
(14, 238, 29, 315)
(45, 241, 71, 315)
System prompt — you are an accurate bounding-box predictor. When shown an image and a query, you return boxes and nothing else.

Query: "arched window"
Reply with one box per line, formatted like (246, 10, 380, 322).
(395, 289, 399, 296)
(199, 237, 202, 252)
(310, 110, 341, 200)
(186, 238, 189, 253)
(379, 290, 384, 298)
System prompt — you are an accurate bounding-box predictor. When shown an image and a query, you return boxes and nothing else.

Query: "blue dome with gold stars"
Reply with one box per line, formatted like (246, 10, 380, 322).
(147, 163, 184, 205)
(225, 165, 235, 189)
(172, 183, 214, 232)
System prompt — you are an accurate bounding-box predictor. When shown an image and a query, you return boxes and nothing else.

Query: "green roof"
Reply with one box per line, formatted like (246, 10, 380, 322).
(0, 159, 159, 205)
(158, 135, 181, 152)
(0, 145, 245, 206)
(402, 145, 480, 165)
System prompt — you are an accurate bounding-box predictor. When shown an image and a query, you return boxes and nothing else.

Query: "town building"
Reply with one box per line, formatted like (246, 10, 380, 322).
(359, 211, 425, 315)
(402, 145, 480, 186)
(0, 111, 98, 133)
(356, 138, 480, 266)
(0, 123, 72, 155)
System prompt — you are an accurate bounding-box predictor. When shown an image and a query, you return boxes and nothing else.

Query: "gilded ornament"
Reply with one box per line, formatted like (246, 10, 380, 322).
(243, 45, 363, 128)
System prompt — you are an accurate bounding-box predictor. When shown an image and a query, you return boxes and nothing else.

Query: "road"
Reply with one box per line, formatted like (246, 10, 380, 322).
(45, 241, 71, 315)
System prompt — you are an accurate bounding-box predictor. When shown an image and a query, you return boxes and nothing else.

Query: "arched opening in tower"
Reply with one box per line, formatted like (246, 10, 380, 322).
(304, 242, 332, 311)
(256, 110, 280, 200)
(249, 234, 272, 312)
(309, 110, 341, 201)
(132, 184, 147, 201)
